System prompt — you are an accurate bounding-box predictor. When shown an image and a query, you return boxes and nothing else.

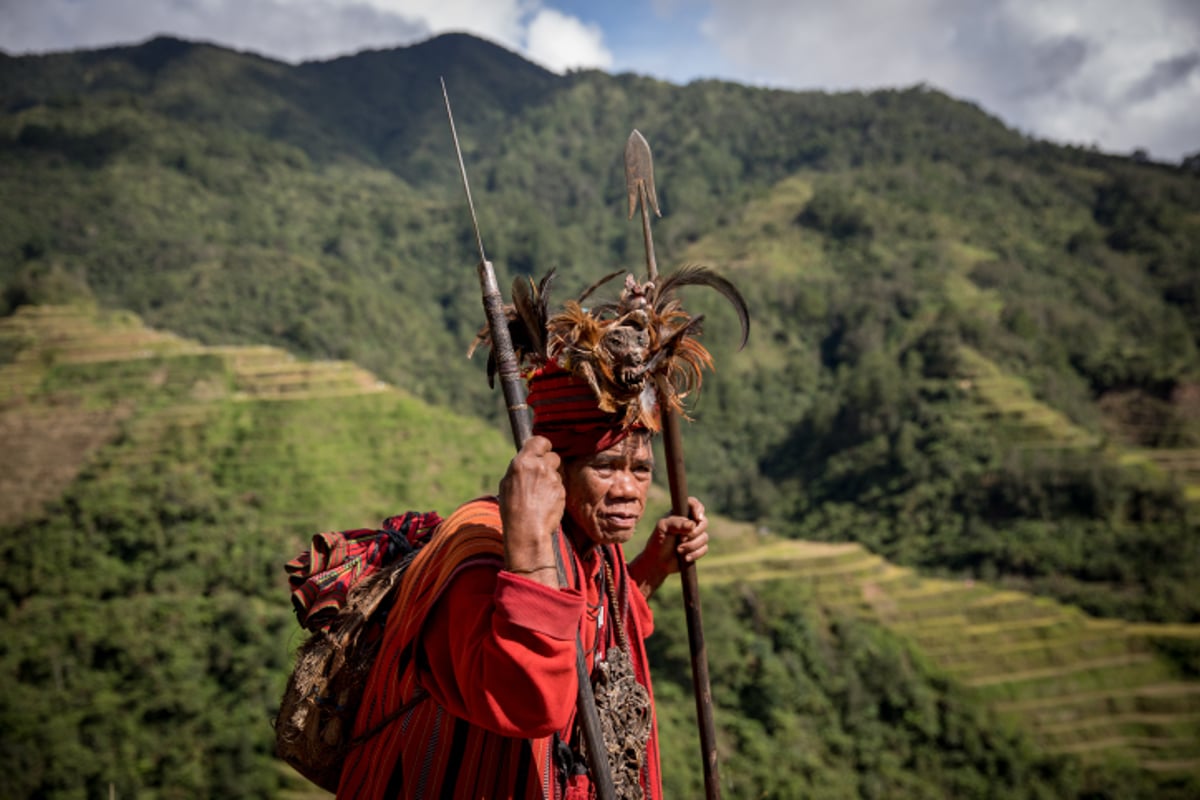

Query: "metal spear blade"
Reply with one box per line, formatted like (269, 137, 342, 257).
(626, 129, 662, 281)
(625, 129, 661, 220)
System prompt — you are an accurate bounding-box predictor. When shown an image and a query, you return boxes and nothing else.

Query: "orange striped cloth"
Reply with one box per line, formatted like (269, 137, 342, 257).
(337, 498, 559, 798)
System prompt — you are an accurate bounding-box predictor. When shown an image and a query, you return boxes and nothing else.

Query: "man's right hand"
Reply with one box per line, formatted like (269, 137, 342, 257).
(499, 436, 564, 586)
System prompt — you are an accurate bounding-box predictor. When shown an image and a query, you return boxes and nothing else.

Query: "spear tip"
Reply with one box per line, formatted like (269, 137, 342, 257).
(625, 129, 661, 220)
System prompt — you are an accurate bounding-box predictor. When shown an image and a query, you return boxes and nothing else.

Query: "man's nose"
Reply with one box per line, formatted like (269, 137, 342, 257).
(609, 465, 638, 491)
(610, 468, 639, 497)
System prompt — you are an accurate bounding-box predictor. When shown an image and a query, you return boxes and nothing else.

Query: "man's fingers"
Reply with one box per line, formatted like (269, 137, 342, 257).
(522, 434, 554, 454)
(659, 517, 707, 543)
(658, 516, 694, 537)
(665, 499, 707, 537)
(515, 435, 555, 462)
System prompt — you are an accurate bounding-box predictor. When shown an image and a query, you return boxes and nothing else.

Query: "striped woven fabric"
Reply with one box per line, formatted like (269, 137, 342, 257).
(336, 498, 557, 798)
(285, 511, 443, 631)
(526, 363, 641, 458)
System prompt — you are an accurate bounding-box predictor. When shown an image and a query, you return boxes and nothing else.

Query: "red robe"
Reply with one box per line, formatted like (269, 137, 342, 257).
(337, 497, 663, 799)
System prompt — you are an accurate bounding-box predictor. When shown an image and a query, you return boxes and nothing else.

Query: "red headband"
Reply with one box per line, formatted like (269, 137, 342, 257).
(526, 363, 644, 458)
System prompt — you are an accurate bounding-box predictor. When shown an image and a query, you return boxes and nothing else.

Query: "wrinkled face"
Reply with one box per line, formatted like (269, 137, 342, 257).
(562, 433, 654, 548)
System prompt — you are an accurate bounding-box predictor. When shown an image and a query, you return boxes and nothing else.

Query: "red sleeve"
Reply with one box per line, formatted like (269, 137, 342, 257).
(627, 569, 655, 638)
(418, 564, 584, 738)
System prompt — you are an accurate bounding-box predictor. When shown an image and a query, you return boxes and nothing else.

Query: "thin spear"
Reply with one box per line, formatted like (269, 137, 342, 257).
(443, 79, 617, 800)
(626, 129, 722, 799)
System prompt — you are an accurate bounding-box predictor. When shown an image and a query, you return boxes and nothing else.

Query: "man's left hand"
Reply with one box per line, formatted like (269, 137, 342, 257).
(629, 497, 709, 600)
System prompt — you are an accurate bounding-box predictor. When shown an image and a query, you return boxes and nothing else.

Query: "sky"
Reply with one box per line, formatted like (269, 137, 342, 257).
(2, 0, 1198, 161)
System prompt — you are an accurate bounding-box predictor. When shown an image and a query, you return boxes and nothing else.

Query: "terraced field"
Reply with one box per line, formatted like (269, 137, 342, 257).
(701, 540, 1200, 776)
(957, 345, 1200, 506)
(0, 306, 399, 527)
(956, 346, 1102, 451)
(0, 305, 509, 534)
(0, 305, 386, 402)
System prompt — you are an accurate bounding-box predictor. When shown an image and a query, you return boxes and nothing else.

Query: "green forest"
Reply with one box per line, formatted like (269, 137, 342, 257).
(1, 33, 1199, 798)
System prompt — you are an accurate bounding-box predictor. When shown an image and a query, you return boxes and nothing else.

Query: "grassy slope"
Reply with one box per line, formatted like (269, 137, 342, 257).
(694, 537, 1200, 773)
(0, 304, 510, 527)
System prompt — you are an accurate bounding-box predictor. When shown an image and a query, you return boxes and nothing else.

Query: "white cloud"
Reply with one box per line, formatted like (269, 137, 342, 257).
(524, 8, 613, 72)
(335, 0, 532, 51)
(696, 0, 1200, 159)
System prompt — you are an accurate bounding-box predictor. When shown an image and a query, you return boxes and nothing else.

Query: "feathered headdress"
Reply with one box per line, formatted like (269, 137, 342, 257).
(469, 265, 750, 434)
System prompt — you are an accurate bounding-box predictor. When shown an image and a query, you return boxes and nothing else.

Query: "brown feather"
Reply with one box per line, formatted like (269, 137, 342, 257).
(511, 275, 545, 358)
(654, 264, 750, 349)
(576, 270, 624, 306)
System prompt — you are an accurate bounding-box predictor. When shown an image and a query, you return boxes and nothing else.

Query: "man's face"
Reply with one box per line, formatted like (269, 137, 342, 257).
(562, 434, 654, 547)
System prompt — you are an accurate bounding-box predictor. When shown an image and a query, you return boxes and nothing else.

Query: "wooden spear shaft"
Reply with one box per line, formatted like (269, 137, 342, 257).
(626, 130, 722, 799)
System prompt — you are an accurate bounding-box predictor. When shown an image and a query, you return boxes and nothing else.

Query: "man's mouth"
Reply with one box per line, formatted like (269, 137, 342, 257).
(602, 512, 638, 530)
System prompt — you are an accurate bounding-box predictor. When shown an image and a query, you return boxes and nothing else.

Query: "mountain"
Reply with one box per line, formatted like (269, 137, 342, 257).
(2, 32, 1199, 797)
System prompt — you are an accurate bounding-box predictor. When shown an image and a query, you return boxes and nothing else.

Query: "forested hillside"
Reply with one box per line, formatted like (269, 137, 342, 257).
(3, 306, 1197, 798)
(2, 32, 1198, 797)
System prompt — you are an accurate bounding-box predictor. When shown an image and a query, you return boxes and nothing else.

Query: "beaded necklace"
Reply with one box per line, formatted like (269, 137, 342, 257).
(582, 546, 651, 799)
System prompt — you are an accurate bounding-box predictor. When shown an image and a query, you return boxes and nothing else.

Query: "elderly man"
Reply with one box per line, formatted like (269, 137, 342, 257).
(337, 363, 709, 799)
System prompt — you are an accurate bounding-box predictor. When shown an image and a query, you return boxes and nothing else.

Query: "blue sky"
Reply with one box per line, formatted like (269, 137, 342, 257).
(3, 0, 1198, 161)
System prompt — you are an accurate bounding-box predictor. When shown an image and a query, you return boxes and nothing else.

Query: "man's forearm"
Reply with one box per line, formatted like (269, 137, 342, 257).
(627, 554, 668, 601)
